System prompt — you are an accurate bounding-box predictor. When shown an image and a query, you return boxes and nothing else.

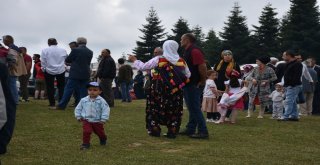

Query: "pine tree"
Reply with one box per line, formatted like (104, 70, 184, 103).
(133, 7, 167, 62)
(279, 0, 320, 61)
(252, 3, 280, 58)
(203, 29, 222, 67)
(192, 25, 205, 48)
(169, 17, 192, 56)
(220, 3, 253, 64)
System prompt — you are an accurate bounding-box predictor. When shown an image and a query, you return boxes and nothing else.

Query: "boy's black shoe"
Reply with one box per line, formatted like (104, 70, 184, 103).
(189, 133, 209, 139)
(100, 139, 107, 145)
(80, 144, 90, 150)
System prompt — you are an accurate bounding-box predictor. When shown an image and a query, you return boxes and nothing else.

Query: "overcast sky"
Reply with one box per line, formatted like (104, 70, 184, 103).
(1, 0, 315, 63)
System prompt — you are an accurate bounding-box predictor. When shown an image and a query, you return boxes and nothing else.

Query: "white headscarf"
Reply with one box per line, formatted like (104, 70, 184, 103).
(162, 40, 180, 64)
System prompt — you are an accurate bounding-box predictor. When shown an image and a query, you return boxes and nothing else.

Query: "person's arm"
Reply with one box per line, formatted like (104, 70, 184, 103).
(25, 58, 32, 73)
(302, 64, 313, 83)
(65, 49, 75, 64)
(198, 63, 207, 87)
(40, 50, 47, 72)
(100, 99, 110, 123)
(130, 55, 159, 71)
(74, 100, 83, 121)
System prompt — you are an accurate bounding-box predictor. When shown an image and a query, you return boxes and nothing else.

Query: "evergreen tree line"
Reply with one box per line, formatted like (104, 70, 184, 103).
(133, 0, 320, 66)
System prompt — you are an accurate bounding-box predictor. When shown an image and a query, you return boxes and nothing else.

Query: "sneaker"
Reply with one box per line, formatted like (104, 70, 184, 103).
(214, 120, 224, 124)
(80, 144, 90, 150)
(225, 118, 230, 122)
(257, 116, 263, 119)
(246, 115, 251, 118)
(206, 119, 215, 123)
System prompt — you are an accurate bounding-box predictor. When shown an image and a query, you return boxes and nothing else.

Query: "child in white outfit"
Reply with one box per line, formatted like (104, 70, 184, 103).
(268, 83, 284, 119)
(216, 70, 245, 124)
(202, 70, 221, 122)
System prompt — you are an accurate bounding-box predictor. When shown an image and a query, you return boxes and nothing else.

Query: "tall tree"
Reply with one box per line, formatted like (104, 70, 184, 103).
(203, 29, 222, 67)
(252, 3, 280, 57)
(279, 0, 320, 61)
(220, 3, 253, 64)
(192, 25, 205, 48)
(133, 7, 167, 62)
(169, 17, 192, 56)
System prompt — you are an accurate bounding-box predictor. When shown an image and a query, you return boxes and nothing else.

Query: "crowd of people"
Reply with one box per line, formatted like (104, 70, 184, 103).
(1, 33, 320, 152)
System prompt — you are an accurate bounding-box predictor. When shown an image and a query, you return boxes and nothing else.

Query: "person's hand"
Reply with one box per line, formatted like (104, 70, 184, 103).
(252, 79, 257, 86)
(100, 121, 105, 124)
(128, 54, 137, 62)
(197, 81, 206, 88)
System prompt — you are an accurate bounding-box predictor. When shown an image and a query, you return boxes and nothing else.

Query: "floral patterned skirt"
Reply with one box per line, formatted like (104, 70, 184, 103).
(145, 79, 183, 136)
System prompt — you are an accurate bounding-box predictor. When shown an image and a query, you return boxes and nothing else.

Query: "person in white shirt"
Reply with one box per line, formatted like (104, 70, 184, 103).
(268, 83, 285, 119)
(41, 38, 67, 108)
(202, 70, 221, 122)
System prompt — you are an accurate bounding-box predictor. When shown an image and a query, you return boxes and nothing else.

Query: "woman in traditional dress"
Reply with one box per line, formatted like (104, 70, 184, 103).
(128, 40, 190, 138)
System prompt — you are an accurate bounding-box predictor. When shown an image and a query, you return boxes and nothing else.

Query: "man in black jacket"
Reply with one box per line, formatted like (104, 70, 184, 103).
(96, 49, 116, 107)
(0, 62, 17, 154)
(56, 37, 93, 110)
(279, 50, 303, 121)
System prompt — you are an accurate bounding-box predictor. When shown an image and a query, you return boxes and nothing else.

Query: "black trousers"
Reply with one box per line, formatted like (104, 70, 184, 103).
(44, 72, 65, 106)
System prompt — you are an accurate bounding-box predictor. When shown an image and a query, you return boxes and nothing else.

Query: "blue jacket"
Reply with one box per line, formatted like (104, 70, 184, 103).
(66, 45, 93, 80)
(75, 96, 110, 122)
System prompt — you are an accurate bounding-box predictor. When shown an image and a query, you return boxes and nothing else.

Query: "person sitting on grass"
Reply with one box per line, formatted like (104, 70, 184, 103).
(75, 82, 110, 150)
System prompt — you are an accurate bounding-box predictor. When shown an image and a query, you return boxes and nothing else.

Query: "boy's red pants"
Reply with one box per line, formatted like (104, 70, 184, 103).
(82, 120, 107, 144)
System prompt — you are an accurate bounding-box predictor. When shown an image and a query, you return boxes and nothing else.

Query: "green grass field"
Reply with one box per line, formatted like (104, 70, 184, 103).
(1, 99, 320, 165)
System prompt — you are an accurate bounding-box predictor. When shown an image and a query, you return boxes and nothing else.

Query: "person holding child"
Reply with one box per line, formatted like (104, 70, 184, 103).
(202, 70, 221, 122)
(216, 70, 245, 124)
(75, 82, 110, 150)
(268, 83, 284, 119)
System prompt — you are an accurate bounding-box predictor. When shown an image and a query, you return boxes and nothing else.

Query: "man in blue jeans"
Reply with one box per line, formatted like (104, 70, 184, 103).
(56, 37, 93, 110)
(279, 50, 303, 121)
(180, 33, 209, 138)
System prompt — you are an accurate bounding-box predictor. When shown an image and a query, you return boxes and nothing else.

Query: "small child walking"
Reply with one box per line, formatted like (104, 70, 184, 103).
(34, 56, 46, 99)
(75, 82, 110, 150)
(268, 83, 284, 119)
(216, 70, 245, 124)
(202, 70, 221, 122)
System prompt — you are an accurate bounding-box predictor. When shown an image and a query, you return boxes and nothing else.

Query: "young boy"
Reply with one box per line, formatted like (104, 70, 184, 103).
(268, 83, 284, 119)
(75, 82, 110, 150)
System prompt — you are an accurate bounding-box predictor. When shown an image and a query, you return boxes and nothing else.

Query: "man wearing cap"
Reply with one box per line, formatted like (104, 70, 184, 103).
(56, 37, 93, 110)
(41, 38, 67, 108)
